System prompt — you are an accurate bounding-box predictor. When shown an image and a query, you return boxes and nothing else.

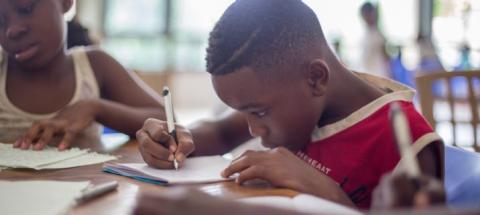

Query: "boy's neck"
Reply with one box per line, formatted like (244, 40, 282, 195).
(317, 61, 385, 128)
(9, 49, 71, 81)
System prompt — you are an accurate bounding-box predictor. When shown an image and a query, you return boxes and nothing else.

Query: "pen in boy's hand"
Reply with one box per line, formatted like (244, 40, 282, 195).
(163, 86, 179, 171)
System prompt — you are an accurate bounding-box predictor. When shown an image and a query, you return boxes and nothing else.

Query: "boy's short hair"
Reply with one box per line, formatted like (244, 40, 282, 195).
(206, 0, 326, 76)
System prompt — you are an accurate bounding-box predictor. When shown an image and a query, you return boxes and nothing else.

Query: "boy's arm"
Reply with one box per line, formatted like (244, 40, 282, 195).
(188, 109, 252, 156)
(87, 48, 166, 136)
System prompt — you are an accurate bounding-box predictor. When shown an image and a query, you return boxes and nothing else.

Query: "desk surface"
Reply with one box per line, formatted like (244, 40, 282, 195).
(0, 137, 297, 215)
(2, 137, 477, 215)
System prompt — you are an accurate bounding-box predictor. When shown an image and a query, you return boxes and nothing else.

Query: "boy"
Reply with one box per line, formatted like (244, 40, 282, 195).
(136, 0, 444, 208)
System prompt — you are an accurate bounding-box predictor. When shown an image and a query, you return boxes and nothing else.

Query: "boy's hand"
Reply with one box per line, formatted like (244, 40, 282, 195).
(221, 147, 353, 206)
(13, 99, 100, 151)
(222, 147, 308, 187)
(136, 118, 195, 169)
(372, 173, 446, 209)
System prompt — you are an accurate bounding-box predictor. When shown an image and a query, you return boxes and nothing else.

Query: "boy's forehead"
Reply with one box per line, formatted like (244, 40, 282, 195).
(212, 67, 274, 108)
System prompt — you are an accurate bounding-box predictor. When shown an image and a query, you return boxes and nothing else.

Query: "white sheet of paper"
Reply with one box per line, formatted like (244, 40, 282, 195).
(104, 155, 232, 184)
(0, 143, 116, 170)
(40, 152, 117, 169)
(0, 180, 90, 215)
(239, 194, 363, 215)
(0, 143, 88, 169)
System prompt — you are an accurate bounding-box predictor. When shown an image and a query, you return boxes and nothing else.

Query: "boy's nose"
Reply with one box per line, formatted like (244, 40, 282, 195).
(247, 117, 268, 138)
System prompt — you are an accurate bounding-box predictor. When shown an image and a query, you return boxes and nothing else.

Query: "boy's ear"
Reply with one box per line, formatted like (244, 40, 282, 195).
(61, 0, 74, 14)
(307, 59, 329, 96)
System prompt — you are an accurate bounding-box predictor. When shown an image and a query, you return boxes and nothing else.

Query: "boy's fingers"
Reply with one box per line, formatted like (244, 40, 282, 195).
(166, 136, 177, 153)
(137, 130, 171, 160)
(221, 156, 252, 178)
(235, 166, 264, 184)
(34, 127, 55, 150)
(143, 152, 174, 169)
(144, 119, 170, 143)
(175, 140, 195, 163)
(176, 129, 194, 150)
(232, 150, 258, 163)
(175, 153, 186, 167)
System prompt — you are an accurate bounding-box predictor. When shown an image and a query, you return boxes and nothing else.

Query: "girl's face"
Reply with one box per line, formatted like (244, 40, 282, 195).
(0, 0, 72, 68)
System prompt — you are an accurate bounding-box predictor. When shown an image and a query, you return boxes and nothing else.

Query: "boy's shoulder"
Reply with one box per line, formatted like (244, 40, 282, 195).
(310, 99, 441, 160)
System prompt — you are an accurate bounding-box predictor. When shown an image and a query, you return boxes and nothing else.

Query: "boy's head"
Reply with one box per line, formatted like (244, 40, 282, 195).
(0, 0, 74, 68)
(207, 0, 333, 150)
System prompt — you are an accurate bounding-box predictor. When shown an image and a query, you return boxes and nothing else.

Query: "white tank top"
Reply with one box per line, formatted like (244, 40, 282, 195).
(0, 47, 102, 143)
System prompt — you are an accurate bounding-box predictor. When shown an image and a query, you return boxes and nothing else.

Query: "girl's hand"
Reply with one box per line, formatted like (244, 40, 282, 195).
(13, 99, 100, 151)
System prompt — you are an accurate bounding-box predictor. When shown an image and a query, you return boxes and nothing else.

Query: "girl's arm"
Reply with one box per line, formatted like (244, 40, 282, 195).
(87, 48, 166, 136)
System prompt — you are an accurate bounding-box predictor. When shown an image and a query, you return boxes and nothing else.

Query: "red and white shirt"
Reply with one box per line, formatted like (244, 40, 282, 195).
(297, 72, 442, 208)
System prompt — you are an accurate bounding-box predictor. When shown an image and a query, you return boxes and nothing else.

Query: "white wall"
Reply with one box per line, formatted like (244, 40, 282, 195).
(169, 72, 226, 125)
(76, 0, 104, 40)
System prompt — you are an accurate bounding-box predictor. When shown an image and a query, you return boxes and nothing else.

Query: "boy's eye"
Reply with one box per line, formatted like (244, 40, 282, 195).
(251, 110, 268, 118)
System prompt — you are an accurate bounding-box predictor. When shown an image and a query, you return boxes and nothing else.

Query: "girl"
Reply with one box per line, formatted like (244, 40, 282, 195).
(0, 0, 165, 150)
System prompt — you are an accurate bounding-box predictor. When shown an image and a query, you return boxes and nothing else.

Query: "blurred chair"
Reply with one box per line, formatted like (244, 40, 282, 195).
(416, 70, 480, 152)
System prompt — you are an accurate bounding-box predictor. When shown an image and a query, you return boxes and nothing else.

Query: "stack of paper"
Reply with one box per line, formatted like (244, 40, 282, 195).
(0, 180, 90, 215)
(239, 194, 363, 215)
(104, 155, 233, 185)
(0, 143, 116, 170)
